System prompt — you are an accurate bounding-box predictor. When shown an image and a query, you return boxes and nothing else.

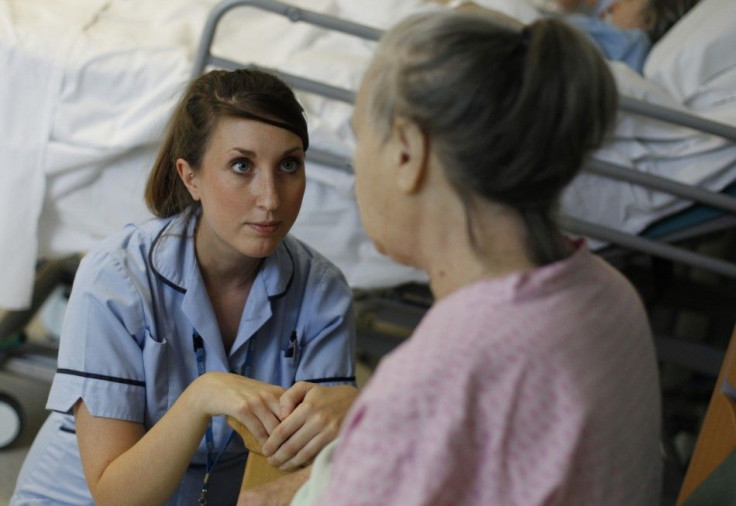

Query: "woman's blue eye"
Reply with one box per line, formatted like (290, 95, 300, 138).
(280, 158, 303, 173)
(230, 159, 253, 174)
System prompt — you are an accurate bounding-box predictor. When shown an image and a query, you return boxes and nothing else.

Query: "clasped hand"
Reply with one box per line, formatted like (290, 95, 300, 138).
(204, 373, 357, 471)
(263, 382, 357, 471)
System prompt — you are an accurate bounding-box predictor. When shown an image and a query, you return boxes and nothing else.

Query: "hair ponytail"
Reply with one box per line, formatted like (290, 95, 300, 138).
(367, 11, 617, 265)
(521, 17, 617, 176)
(511, 18, 617, 261)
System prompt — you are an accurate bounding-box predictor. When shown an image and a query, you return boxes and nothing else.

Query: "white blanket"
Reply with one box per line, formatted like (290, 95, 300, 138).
(563, 0, 736, 241)
(1, 0, 108, 310)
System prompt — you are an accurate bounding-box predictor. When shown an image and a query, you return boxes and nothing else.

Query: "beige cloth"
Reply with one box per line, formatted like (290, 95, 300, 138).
(290, 439, 340, 506)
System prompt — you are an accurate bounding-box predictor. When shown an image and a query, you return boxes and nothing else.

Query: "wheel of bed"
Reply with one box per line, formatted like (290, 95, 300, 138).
(0, 393, 24, 450)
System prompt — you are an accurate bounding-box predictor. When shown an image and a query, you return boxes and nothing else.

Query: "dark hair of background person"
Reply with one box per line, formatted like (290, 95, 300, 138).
(646, 0, 700, 43)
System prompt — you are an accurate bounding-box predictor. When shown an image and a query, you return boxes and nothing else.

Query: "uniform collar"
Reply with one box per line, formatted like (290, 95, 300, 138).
(148, 209, 295, 299)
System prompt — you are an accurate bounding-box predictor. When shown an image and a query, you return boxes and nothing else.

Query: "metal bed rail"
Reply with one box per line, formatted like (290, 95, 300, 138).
(191, 0, 381, 79)
(192, 0, 736, 280)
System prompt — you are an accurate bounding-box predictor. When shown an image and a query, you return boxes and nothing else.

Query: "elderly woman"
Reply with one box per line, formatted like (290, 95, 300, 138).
(243, 7, 662, 506)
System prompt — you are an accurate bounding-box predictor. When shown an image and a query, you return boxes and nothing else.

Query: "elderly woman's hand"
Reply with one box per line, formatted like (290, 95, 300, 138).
(260, 382, 358, 470)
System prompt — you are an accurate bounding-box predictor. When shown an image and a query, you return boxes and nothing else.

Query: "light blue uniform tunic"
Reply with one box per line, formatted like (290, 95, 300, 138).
(12, 211, 356, 505)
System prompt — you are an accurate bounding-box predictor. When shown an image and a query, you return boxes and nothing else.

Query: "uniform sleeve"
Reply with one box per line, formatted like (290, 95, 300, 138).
(46, 249, 151, 423)
(295, 261, 356, 386)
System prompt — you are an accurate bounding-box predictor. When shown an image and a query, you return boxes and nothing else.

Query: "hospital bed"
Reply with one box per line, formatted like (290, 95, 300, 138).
(187, 0, 736, 361)
(1, 0, 736, 449)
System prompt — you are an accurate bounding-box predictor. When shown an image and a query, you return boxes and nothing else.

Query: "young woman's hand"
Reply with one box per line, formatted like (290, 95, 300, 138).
(196, 372, 286, 445)
(260, 382, 358, 470)
(73, 373, 286, 505)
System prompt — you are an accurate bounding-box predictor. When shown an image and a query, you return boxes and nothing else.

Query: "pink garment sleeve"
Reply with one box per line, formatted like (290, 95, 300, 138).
(315, 343, 588, 506)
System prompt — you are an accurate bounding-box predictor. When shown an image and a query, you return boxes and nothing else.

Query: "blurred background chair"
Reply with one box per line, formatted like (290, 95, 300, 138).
(676, 325, 736, 504)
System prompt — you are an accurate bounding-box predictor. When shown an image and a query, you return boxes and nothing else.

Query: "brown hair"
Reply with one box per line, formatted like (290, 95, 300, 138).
(144, 68, 309, 218)
(365, 11, 618, 265)
(645, 0, 700, 43)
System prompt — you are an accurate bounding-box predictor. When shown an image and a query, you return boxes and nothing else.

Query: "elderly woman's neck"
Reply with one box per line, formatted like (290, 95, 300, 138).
(421, 195, 537, 300)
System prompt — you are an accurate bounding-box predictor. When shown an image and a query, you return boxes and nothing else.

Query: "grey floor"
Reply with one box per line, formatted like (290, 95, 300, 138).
(1, 308, 56, 505)
(0, 359, 53, 505)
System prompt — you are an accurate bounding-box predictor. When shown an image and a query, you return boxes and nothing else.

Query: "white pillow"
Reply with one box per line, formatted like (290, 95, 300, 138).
(644, 0, 736, 110)
(607, 61, 695, 141)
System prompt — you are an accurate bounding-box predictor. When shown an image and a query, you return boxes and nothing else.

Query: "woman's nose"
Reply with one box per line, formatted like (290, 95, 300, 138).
(255, 172, 280, 211)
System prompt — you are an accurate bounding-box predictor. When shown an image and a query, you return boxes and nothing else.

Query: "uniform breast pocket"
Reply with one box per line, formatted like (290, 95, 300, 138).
(279, 330, 300, 386)
(141, 328, 170, 423)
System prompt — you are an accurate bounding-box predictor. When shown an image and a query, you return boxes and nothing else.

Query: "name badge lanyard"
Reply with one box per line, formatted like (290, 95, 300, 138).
(193, 331, 255, 506)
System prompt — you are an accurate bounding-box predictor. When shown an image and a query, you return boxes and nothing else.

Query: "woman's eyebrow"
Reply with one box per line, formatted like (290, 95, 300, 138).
(231, 146, 304, 157)
(281, 146, 305, 156)
(232, 147, 256, 157)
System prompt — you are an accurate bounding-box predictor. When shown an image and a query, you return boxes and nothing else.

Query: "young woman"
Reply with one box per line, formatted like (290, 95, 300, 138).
(12, 69, 358, 506)
(243, 9, 662, 506)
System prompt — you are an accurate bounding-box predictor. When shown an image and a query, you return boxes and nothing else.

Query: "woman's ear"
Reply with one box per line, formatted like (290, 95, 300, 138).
(176, 159, 200, 201)
(392, 117, 428, 194)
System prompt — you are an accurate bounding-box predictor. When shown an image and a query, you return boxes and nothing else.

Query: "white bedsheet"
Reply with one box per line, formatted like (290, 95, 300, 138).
(562, 61, 736, 242)
(563, 0, 736, 242)
(1, 0, 735, 309)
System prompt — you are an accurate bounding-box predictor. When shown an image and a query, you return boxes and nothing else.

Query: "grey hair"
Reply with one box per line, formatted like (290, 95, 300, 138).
(363, 10, 618, 265)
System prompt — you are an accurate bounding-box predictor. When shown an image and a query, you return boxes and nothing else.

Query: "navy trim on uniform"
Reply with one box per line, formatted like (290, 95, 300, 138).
(268, 240, 296, 301)
(301, 376, 356, 384)
(56, 368, 146, 387)
(59, 426, 76, 434)
(148, 219, 187, 294)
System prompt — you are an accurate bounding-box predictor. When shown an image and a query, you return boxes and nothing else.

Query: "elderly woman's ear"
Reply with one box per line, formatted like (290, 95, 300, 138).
(391, 116, 429, 194)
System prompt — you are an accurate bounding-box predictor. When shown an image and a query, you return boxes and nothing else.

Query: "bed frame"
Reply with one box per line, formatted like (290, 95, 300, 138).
(193, 0, 736, 278)
(190, 0, 736, 373)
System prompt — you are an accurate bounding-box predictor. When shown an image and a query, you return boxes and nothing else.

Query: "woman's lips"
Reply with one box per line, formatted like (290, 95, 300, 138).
(249, 221, 281, 234)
